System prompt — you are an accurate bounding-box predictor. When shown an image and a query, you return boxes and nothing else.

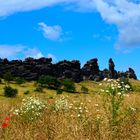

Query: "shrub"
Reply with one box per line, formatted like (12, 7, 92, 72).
(0, 79, 2, 84)
(4, 86, 18, 97)
(38, 75, 61, 89)
(57, 89, 63, 94)
(3, 72, 13, 83)
(15, 77, 25, 85)
(24, 90, 30, 95)
(62, 79, 76, 93)
(81, 86, 89, 94)
(34, 85, 44, 93)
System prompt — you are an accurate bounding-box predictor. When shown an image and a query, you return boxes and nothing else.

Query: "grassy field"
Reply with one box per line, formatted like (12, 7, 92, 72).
(0, 79, 140, 140)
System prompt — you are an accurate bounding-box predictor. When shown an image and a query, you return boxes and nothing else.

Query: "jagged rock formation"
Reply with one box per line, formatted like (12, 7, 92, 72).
(82, 58, 102, 81)
(53, 60, 82, 82)
(0, 57, 138, 82)
(108, 58, 118, 79)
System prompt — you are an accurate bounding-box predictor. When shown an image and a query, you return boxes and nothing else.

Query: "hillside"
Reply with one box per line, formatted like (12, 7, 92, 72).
(0, 79, 140, 140)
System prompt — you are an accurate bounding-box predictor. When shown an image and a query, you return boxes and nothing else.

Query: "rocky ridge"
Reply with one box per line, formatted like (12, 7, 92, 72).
(0, 57, 137, 82)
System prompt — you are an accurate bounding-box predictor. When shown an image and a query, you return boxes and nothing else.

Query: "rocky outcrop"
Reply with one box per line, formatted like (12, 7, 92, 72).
(108, 58, 118, 79)
(126, 68, 137, 80)
(82, 58, 102, 81)
(53, 60, 82, 82)
(0, 57, 138, 82)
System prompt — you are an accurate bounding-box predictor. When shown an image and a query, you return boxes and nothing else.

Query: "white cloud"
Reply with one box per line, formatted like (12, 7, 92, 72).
(93, 0, 140, 49)
(0, 45, 57, 61)
(0, 44, 26, 59)
(0, 0, 92, 17)
(47, 53, 57, 62)
(0, 0, 68, 17)
(24, 48, 44, 59)
(1, 0, 140, 49)
(38, 22, 63, 41)
(0, 45, 45, 59)
(93, 33, 112, 41)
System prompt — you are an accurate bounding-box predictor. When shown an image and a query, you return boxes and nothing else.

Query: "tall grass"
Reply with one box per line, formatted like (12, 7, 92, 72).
(0, 79, 140, 140)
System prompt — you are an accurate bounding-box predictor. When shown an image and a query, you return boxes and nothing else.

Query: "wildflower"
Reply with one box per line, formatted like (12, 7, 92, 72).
(99, 83, 102, 86)
(125, 85, 130, 89)
(118, 86, 121, 88)
(96, 109, 100, 112)
(79, 107, 82, 110)
(13, 97, 46, 121)
(130, 107, 136, 112)
(78, 114, 81, 117)
(103, 78, 107, 81)
(107, 79, 112, 82)
(117, 92, 121, 95)
(100, 89, 104, 92)
(111, 87, 115, 90)
(69, 106, 72, 109)
(96, 115, 101, 120)
(2, 123, 8, 129)
(54, 96, 68, 112)
(88, 100, 91, 103)
(94, 104, 99, 107)
(4, 117, 10, 121)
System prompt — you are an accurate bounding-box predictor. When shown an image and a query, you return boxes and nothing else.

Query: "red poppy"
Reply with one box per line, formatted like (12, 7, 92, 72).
(2, 123, 8, 128)
(4, 117, 10, 121)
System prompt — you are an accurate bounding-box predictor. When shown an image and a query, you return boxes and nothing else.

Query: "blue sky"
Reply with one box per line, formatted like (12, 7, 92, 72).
(0, 0, 140, 79)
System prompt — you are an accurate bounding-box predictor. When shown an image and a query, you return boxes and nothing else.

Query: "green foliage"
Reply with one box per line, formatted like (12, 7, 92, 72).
(81, 86, 89, 94)
(24, 90, 30, 95)
(56, 89, 63, 94)
(34, 85, 44, 93)
(38, 75, 61, 89)
(15, 77, 26, 85)
(3, 72, 13, 83)
(4, 86, 18, 97)
(0, 78, 2, 84)
(62, 79, 76, 93)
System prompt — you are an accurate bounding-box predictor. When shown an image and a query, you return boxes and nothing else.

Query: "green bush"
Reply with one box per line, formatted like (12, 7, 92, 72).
(3, 72, 13, 83)
(24, 90, 30, 95)
(81, 86, 89, 94)
(15, 77, 26, 85)
(4, 86, 18, 97)
(62, 79, 76, 93)
(0, 79, 2, 84)
(57, 89, 63, 94)
(34, 85, 44, 93)
(38, 75, 61, 89)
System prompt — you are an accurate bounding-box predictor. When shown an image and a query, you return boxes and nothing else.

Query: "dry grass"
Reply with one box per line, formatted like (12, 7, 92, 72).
(0, 79, 140, 140)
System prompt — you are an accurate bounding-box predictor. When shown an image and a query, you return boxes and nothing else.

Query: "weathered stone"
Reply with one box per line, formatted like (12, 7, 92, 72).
(109, 58, 115, 79)
(82, 58, 101, 80)
(126, 68, 137, 80)
(0, 57, 138, 82)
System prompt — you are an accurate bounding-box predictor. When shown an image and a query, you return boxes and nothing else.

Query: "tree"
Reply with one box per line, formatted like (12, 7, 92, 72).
(62, 79, 76, 93)
(38, 75, 61, 89)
